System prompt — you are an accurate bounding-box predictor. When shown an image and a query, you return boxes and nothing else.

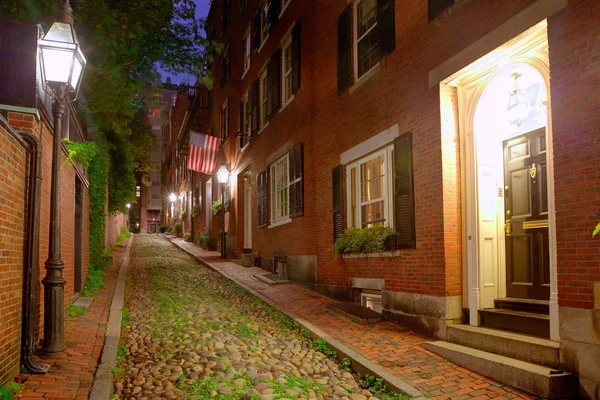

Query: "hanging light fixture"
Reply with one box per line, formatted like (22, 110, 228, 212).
(507, 72, 529, 127)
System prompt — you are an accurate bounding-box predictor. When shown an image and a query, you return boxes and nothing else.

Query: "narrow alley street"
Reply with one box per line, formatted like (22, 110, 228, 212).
(116, 235, 378, 399)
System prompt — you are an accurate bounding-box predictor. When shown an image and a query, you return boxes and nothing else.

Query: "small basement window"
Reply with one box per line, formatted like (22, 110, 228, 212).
(361, 292, 382, 313)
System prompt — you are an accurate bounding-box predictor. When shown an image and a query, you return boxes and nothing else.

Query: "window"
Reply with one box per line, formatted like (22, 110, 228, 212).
(222, 0, 231, 35)
(239, 91, 251, 148)
(220, 46, 231, 89)
(282, 36, 293, 104)
(270, 154, 289, 224)
(260, 69, 268, 129)
(346, 145, 394, 228)
(220, 100, 229, 140)
(355, 0, 379, 77)
(282, 0, 291, 12)
(260, 2, 270, 47)
(243, 28, 251, 75)
(240, 0, 247, 11)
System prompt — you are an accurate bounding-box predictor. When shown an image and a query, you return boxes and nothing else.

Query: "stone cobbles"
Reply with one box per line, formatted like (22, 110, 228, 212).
(16, 242, 127, 400)
(116, 235, 390, 399)
(169, 236, 539, 400)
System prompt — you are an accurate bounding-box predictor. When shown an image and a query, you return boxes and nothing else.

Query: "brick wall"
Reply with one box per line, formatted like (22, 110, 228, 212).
(0, 120, 28, 386)
(549, 0, 600, 310)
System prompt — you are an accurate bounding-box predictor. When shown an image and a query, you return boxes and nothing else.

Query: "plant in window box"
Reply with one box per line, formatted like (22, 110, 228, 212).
(333, 226, 398, 257)
(212, 199, 223, 214)
(192, 204, 201, 215)
(180, 210, 187, 219)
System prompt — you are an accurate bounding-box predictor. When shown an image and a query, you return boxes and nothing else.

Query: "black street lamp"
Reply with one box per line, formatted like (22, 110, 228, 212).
(217, 166, 230, 259)
(38, 0, 86, 355)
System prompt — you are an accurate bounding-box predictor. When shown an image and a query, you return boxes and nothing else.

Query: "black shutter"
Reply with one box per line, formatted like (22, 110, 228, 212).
(220, 56, 226, 89)
(291, 21, 301, 94)
(337, 6, 351, 94)
(257, 170, 268, 227)
(377, 0, 396, 56)
(332, 165, 344, 242)
(269, 0, 281, 30)
(251, 79, 259, 133)
(428, 0, 455, 21)
(267, 49, 281, 118)
(253, 10, 261, 51)
(288, 143, 303, 218)
(394, 132, 416, 249)
(226, 46, 231, 82)
(239, 100, 245, 148)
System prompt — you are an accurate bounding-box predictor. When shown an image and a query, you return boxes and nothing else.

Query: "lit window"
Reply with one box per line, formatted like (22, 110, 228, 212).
(346, 145, 395, 228)
(136, 185, 141, 198)
(282, 36, 293, 104)
(243, 28, 251, 75)
(260, 70, 268, 129)
(270, 154, 289, 223)
(356, 0, 379, 77)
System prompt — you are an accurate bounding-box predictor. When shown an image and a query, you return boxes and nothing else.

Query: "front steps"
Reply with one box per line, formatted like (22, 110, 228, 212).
(422, 341, 575, 399)
(479, 298, 551, 338)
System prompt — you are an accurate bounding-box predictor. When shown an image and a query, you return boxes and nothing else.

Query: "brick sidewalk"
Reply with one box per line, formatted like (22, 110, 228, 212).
(171, 237, 537, 400)
(16, 242, 126, 400)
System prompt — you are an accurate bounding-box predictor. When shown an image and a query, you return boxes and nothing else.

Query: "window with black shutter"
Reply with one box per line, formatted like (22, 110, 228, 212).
(251, 79, 259, 133)
(253, 10, 261, 51)
(337, 6, 351, 94)
(332, 165, 344, 242)
(240, 0, 247, 12)
(428, 0, 454, 21)
(269, 0, 281, 31)
(394, 132, 416, 249)
(257, 170, 268, 227)
(238, 100, 245, 149)
(222, 0, 231, 35)
(291, 21, 301, 94)
(266, 49, 281, 118)
(377, 0, 395, 56)
(288, 143, 303, 218)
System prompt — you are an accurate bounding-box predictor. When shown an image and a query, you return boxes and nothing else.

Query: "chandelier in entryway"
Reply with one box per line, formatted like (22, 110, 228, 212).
(507, 72, 529, 126)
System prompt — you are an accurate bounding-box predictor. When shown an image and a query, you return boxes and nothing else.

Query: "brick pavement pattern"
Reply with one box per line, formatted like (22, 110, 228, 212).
(16, 243, 125, 400)
(171, 237, 538, 400)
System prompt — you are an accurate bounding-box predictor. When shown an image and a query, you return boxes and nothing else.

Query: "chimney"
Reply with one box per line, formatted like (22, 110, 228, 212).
(166, 77, 172, 85)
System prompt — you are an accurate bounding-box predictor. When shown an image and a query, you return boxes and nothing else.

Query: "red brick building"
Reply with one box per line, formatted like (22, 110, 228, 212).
(166, 0, 600, 396)
(0, 18, 90, 385)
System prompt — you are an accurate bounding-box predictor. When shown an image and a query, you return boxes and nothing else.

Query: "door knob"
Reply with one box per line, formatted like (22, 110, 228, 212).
(530, 163, 537, 179)
(504, 220, 512, 237)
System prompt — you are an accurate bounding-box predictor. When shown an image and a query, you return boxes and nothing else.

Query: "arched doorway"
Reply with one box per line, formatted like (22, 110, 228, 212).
(447, 21, 559, 339)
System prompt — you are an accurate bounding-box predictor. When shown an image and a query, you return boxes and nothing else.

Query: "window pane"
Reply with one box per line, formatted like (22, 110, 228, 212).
(360, 155, 385, 202)
(361, 201, 385, 227)
(358, 29, 379, 76)
(351, 167, 356, 228)
(357, 0, 377, 38)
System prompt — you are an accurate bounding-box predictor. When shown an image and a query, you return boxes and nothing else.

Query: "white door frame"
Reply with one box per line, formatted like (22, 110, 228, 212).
(244, 178, 252, 249)
(446, 22, 559, 340)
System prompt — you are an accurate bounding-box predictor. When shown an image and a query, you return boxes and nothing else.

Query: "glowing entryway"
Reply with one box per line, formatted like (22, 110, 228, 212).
(443, 21, 559, 339)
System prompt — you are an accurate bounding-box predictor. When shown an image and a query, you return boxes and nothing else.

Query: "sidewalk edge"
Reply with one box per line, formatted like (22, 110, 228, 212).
(167, 236, 427, 400)
(89, 236, 133, 400)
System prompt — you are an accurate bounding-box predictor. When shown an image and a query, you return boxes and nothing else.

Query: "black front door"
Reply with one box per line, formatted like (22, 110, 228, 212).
(503, 128, 550, 300)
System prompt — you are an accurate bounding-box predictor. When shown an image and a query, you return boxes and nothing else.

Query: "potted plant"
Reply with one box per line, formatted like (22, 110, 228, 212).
(212, 199, 223, 215)
(180, 209, 187, 219)
(192, 204, 201, 215)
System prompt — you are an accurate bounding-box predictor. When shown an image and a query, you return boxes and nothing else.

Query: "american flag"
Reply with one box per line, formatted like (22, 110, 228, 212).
(187, 131, 220, 174)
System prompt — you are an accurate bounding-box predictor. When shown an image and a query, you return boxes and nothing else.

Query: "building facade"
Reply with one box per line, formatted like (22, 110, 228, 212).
(0, 17, 91, 385)
(165, 0, 600, 396)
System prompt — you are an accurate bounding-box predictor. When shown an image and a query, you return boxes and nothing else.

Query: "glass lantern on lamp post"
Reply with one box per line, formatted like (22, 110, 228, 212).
(217, 166, 230, 259)
(38, 0, 86, 356)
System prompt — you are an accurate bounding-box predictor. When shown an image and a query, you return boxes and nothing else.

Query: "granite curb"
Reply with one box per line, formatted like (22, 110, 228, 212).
(89, 236, 133, 400)
(167, 235, 427, 400)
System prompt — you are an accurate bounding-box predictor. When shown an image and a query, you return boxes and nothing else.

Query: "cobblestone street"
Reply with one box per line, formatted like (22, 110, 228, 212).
(116, 235, 388, 400)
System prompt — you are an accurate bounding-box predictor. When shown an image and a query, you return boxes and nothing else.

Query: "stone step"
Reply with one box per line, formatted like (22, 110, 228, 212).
(422, 341, 576, 399)
(447, 324, 559, 368)
(232, 259, 244, 266)
(494, 297, 550, 314)
(479, 308, 550, 338)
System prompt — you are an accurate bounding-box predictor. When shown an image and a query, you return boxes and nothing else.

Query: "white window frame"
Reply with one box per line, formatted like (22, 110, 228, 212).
(259, 1, 270, 50)
(353, 0, 380, 80)
(259, 69, 268, 131)
(281, 0, 291, 16)
(242, 26, 251, 78)
(220, 99, 229, 140)
(281, 35, 294, 107)
(346, 144, 394, 229)
(269, 153, 290, 226)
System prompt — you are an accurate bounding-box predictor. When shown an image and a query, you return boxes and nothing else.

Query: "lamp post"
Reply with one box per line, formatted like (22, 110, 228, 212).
(38, 0, 86, 355)
(169, 192, 177, 225)
(217, 166, 230, 259)
(126, 203, 131, 230)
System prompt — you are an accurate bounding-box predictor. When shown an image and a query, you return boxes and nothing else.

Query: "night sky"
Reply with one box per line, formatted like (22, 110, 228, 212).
(160, 0, 211, 85)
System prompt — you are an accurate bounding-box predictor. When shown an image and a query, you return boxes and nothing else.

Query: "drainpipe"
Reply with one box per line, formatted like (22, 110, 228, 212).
(18, 130, 50, 373)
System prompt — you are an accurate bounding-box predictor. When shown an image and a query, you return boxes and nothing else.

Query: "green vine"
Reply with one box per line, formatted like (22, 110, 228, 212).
(64, 138, 98, 168)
